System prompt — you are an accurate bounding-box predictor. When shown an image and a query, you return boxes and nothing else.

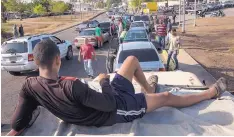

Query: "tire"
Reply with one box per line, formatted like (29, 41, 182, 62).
(66, 46, 73, 60)
(9, 71, 21, 76)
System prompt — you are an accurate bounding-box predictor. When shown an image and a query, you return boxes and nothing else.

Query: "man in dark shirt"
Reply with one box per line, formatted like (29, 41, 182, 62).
(7, 39, 227, 135)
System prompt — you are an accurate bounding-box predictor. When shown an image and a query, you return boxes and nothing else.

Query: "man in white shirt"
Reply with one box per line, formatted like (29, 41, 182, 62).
(166, 28, 180, 71)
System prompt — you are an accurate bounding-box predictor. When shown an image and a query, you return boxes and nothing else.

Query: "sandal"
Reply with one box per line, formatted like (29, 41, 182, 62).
(211, 77, 227, 99)
(147, 75, 158, 93)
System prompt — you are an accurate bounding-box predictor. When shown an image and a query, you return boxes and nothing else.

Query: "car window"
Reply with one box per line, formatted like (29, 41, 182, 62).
(79, 30, 95, 36)
(51, 36, 61, 44)
(100, 22, 110, 28)
(124, 30, 148, 41)
(134, 16, 150, 21)
(118, 49, 159, 63)
(31, 39, 41, 50)
(42, 37, 50, 40)
(1, 42, 28, 54)
(131, 22, 144, 27)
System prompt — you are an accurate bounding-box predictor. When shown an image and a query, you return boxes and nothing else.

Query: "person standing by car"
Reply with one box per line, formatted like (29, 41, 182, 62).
(78, 38, 96, 79)
(95, 24, 103, 48)
(172, 13, 176, 24)
(166, 28, 180, 71)
(13, 24, 18, 38)
(18, 24, 24, 37)
(117, 19, 123, 43)
(167, 19, 172, 33)
(156, 19, 167, 50)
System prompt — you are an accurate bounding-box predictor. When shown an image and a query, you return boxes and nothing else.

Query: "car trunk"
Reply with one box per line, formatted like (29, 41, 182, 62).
(1, 42, 30, 66)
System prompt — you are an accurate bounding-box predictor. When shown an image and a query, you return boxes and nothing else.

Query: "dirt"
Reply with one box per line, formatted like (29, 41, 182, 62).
(1, 11, 100, 37)
(179, 16, 234, 91)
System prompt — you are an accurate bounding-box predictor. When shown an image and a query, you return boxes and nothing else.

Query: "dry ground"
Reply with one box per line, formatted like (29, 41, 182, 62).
(179, 16, 234, 91)
(1, 11, 102, 36)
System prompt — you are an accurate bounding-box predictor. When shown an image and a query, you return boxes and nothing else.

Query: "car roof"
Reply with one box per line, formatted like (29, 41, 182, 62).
(120, 42, 154, 50)
(129, 27, 146, 31)
(5, 34, 51, 43)
(83, 28, 96, 31)
(132, 21, 145, 23)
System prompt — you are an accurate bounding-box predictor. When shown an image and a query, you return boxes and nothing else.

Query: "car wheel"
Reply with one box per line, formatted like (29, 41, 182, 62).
(66, 46, 73, 60)
(9, 71, 21, 76)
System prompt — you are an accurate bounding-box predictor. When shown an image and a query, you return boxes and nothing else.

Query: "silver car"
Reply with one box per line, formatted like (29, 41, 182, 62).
(113, 41, 165, 72)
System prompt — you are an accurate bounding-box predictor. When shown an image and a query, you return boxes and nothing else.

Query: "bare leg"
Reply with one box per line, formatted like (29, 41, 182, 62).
(117, 56, 154, 93)
(145, 86, 217, 113)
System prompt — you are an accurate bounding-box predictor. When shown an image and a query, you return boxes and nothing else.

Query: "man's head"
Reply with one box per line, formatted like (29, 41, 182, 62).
(171, 28, 177, 36)
(33, 39, 61, 73)
(97, 24, 100, 27)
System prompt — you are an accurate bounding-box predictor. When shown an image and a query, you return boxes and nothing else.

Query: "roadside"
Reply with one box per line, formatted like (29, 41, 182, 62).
(178, 9, 234, 91)
(1, 10, 104, 42)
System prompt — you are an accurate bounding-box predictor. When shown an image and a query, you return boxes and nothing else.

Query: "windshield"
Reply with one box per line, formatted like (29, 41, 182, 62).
(1, 42, 28, 54)
(124, 30, 148, 41)
(134, 16, 150, 21)
(79, 30, 95, 36)
(99, 22, 110, 28)
(118, 49, 159, 63)
(131, 22, 144, 27)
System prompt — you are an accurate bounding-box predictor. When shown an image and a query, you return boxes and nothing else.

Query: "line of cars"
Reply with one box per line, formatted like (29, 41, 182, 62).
(1, 34, 73, 75)
(106, 13, 166, 73)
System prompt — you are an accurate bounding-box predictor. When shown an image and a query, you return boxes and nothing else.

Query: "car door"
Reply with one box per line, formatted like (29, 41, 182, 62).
(50, 36, 66, 58)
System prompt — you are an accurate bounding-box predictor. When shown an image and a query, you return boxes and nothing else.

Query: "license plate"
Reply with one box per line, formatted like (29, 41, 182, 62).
(9, 57, 17, 61)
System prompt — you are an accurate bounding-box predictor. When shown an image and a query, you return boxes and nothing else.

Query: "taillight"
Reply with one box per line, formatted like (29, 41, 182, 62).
(28, 54, 34, 61)
(89, 38, 96, 42)
(159, 68, 166, 71)
(74, 39, 78, 44)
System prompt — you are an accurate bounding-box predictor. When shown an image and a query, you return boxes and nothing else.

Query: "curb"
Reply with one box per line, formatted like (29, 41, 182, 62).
(52, 11, 105, 35)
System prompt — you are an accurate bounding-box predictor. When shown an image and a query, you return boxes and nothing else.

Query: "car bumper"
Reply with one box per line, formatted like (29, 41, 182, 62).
(1, 62, 38, 72)
(74, 41, 97, 48)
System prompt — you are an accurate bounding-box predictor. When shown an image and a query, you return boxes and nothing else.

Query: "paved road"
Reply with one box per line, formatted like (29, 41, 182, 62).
(1, 13, 116, 128)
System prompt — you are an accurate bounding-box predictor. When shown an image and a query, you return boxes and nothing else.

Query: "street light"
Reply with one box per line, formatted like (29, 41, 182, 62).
(182, 0, 185, 33)
(194, 0, 197, 27)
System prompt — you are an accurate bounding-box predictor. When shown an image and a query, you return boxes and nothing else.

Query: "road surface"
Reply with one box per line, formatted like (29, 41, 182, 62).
(1, 13, 115, 131)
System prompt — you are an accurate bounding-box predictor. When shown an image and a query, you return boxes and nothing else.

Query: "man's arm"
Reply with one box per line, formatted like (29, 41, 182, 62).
(92, 48, 96, 60)
(72, 78, 116, 112)
(10, 90, 38, 133)
(78, 47, 82, 62)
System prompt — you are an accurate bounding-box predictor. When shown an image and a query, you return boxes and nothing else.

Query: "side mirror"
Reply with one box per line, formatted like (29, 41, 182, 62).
(61, 40, 65, 43)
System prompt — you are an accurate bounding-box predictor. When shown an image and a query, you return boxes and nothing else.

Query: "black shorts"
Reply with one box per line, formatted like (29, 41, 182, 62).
(111, 73, 147, 123)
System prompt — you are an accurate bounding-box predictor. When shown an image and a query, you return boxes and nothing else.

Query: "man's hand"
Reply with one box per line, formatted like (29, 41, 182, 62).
(97, 73, 110, 84)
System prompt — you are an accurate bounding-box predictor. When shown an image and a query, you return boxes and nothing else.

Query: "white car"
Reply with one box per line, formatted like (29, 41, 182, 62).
(1, 34, 73, 75)
(106, 41, 165, 73)
(130, 21, 150, 32)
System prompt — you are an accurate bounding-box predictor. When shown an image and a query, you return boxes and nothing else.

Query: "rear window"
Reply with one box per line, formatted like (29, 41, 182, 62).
(124, 30, 148, 41)
(100, 22, 110, 28)
(79, 30, 95, 36)
(118, 49, 159, 63)
(134, 16, 150, 21)
(131, 22, 144, 27)
(1, 42, 28, 54)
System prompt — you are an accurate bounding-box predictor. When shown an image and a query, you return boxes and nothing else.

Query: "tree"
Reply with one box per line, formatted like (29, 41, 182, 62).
(33, 4, 46, 15)
(1, 1, 7, 23)
(32, 0, 52, 12)
(3, 0, 27, 20)
(51, 1, 69, 14)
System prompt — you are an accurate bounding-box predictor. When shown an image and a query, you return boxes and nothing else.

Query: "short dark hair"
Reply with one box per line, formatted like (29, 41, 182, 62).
(33, 39, 60, 69)
(98, 24, 100, 27)
(172, 28, 176, 32)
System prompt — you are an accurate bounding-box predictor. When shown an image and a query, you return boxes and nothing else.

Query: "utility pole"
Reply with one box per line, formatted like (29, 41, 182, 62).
(179, 0, 181, 27)
(182, 0, 185, 33)
(194, 0, 197, 27)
